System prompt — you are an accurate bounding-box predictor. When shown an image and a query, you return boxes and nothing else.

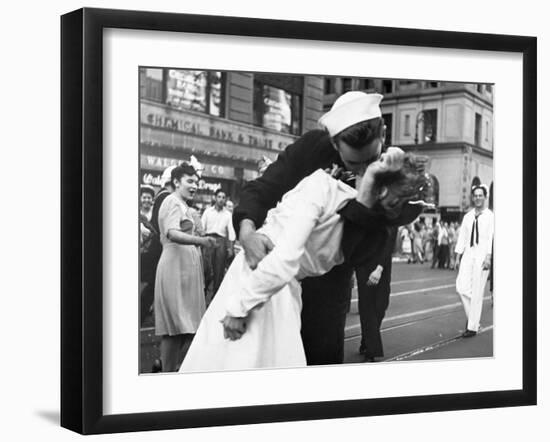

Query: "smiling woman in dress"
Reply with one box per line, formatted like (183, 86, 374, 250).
(154, 163, 216, 372)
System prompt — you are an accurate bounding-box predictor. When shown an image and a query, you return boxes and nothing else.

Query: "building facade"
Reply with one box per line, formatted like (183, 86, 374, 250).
(139, 68, 324, 210)
(324, 78, 494, 221)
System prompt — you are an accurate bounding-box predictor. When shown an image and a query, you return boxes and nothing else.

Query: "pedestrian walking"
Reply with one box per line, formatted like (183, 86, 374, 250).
(420, 223, 429, 260)
(400, 226, 412, 263)
(454, 184, 494, 337)
(424, 224, 433, 261)
(412, 222, 424, 263)
(430, 221, 440, 268)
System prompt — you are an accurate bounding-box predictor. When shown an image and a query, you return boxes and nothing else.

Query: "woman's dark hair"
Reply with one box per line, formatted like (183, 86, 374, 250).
(375, 154, 427, 201)
(171, 162, 198, 185)
(332, 117, 385, 149)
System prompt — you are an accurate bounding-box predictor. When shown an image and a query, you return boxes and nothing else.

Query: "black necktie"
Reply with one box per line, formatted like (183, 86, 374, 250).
(470, 214, 480, 247)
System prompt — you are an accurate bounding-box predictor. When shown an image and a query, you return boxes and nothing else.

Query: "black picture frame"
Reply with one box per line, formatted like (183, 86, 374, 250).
(61, 7, 537, 435)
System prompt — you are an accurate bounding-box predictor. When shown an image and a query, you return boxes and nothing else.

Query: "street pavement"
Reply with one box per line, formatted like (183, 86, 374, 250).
(344, 261, 493, 364)
(140, 261, 494, 373)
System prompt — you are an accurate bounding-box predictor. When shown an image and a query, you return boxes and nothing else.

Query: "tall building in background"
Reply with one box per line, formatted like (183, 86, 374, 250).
(140, 70, 494, 221)
(324, 78, 494, 222)
(139, 68, 323, 210)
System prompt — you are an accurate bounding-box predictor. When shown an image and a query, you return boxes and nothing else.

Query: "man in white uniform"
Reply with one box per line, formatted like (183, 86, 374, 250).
(202, 189, 236, 300)
(454, 184, 494, 337)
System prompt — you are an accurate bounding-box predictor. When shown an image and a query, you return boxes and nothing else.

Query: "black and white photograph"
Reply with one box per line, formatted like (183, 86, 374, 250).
(58, 4, 537, 436)
(2, 0, 545, 440)
(138, 68, 495, 374)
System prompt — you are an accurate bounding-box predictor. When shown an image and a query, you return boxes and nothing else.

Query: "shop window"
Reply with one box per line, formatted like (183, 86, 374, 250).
(486, 84, 493, 93)
(140, 68, 164, 102)
(360, 79, 376, 91)
(254, 74, 303, 95)
(404, 114, 411, 136)
(398, 80, 421, 92)
(475, 113, 482, 146)
(165, 69, 225, 117)
(253, 81, 302, 135)
(476, 84, 483, 93)
(426, 81, 439, 88)
(421, 109, 437, 143)
(342, 78, 353, 92)
(382, 113, 393, 146)
(382, 80, 393, 94)
(324, 77, 335, 94)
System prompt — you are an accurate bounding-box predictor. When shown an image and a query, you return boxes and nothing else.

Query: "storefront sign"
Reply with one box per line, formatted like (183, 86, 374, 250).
(141, 102, 296, 152)
(141, 155, 180, 171)
(140, 154, 250, 181)
(142, 171, 223, 193)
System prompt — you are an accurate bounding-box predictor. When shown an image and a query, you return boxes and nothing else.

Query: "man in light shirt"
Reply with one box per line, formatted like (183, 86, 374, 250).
(454, 184, 494, 337)
(202, 189, 236, 300)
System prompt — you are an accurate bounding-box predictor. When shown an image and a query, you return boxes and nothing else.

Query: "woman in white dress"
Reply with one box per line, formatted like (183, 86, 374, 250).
(400, 226, 412, 263)
(180, 149, 427, 372)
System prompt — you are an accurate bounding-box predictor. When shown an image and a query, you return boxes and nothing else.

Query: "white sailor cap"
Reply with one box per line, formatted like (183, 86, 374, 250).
(319, 91, 383, 137)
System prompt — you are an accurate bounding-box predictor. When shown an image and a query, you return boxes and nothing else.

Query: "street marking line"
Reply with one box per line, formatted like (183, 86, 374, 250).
(391, 284, 455, 297)
(391, 276, 456, 286)
(344, 310, 458, 340)
(384, 301, 462, 322)
(345, 295, 492, 336)
(350, 284, 456, 304)
(383, 325, 494, 362)
(345, 302, 461, 335)
(381, 311, 457, 333)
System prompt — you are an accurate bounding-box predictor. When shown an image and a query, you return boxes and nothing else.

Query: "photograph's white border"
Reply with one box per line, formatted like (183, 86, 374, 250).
(103, 28, 523, 415)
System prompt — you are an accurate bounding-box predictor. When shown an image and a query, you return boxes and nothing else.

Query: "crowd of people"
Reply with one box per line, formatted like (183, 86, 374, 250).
(397, 220, 462, 269)
(139, 169, 238, 371)
(138, 91, 494, 373)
